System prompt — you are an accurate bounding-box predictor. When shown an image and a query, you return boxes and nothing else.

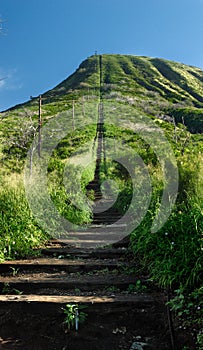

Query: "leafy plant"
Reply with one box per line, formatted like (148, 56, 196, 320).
(167, 286, 203, 349)
(105, 286, 120, 293)
(2, 282, 10, 294)
(197, 331, 203, 350)
(10, 267, 20, 277)
(2, 282, 23, 295)
(62, 303, 88, 331)
(127, 280, 147, 293)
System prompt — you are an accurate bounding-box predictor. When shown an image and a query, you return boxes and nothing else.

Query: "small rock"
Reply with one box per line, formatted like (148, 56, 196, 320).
(135, 336, 142, 341)
(129, 341, 149, 350)
(112, 326, 127, 334)
(145, 337, 152, 343)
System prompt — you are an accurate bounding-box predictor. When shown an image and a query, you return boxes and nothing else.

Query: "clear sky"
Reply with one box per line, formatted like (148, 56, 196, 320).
(1, 0, 203, 111)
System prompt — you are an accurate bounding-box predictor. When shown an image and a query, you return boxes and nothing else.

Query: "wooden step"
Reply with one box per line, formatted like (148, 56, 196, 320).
(41, 247, 128, 258)
(0, 294, 158, 305)
(0, 258, 124, 273)
(0, 275, 138, 293)
(44, 229, 129, 248)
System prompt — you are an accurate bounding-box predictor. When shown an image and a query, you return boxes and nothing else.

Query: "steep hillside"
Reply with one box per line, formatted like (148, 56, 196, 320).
(0, 55, 202, 349)
(0, 53, 203, 180)
(2, 54, 203, 135)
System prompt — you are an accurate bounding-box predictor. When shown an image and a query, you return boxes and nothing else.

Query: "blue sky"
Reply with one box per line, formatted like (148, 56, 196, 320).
(1, 0, 203, 111)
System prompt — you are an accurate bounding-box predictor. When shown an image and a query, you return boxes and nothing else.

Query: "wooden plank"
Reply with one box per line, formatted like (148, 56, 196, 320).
(0, 275, 138, 292)
(41, 247, 127, 258)
(0, 258, 121, 269)
(0, 294, 156, 304)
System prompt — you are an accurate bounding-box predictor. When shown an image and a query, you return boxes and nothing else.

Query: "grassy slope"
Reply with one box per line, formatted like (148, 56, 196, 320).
(1, 53, 203, 252)
(0, 54, 203, 347)
(2, 54, 203, 136)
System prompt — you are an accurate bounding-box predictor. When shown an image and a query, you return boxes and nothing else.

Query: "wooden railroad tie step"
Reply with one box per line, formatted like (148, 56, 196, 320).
(0, 275, 140, 293)
(41, 247, 128, 258)
(0, 258, 125, 273)
(0, 294, 158, 305)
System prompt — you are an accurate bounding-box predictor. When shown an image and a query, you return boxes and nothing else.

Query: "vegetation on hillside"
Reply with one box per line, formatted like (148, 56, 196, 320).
(0, 54, 203, 348)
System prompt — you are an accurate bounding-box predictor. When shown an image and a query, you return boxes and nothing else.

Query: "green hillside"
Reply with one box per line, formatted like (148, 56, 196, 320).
(0, 54, 202, 348)
(2, 54, 203, 134)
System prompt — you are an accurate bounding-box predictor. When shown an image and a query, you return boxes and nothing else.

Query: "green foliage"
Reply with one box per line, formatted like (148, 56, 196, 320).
(197, 331, 203, 350)
(62, 303, 88, 331)
(127, 280, 147, 293)
(47, 125, 97, 225)
(0, 54, 203, 349)
(105, 286, 120, 293)
(131, 196, 203, 288)
(0, 177, 47, 261)
(168, 286, 203, 349)
(130, 145, 203, 288)
(168, 286, 203, 320)
(167, 107, 203, 133)
(2, 282, 23, 295)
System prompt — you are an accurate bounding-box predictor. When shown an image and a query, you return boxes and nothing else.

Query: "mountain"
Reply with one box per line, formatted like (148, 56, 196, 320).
(2, 54, 203, 134)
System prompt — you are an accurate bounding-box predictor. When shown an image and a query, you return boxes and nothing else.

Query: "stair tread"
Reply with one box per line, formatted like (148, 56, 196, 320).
(41, 247, 128, 255)
(0, 258, 121, 267)
(0, 275, 137, 284)
(0, 294, 157, 304)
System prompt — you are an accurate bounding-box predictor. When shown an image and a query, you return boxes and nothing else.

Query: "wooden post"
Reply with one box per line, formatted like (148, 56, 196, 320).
(38, 95, 42, 157)
(172, 116, 177, 143)
(72, 100, 75, 131)
(82, 95, 85, 117)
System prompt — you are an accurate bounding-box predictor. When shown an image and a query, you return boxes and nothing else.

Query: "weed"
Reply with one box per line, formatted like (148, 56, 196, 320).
(127, 280, 147, 293)
(10, 267, 20, 277)
(120, 265, 138, 275)
(167, 286, 203, 349)
(74, 288, 81, 293)
(2, 282, 10, 294)
(12, 289, 23, 295)
(62, 303, 87, 331)
(105, 286, 120, 293)
(197, 331, 203, 350)
(2, 283, 23, 295)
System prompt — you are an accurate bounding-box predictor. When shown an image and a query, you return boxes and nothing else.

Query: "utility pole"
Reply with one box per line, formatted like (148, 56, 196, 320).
(38, 95, 42, 157)
(72, 100, 75, 131)
(172, 116, 177, 144)
(82, 95, 85, 117)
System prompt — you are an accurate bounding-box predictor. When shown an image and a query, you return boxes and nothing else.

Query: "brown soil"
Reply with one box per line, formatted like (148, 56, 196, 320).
(0, 241, 195, 350)
(0, 301, 170, 350)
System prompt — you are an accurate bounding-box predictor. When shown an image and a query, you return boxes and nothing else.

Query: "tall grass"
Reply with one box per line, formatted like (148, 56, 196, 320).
(130, 152, 203, 347)
(130, 154, 203, 288)
(0, 175, 48, 261)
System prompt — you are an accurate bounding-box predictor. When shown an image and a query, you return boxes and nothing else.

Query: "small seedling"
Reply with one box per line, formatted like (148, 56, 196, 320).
(2, 282, 10, 294)
(74, 288, 81, 293)
(105, 286, 120, 293)
(10, 267, 20, 277)
(62, 303, 87, 331)
(12, 288, 23, 295)
(1, 283, 22, 295)
(127, 280, 147, 293)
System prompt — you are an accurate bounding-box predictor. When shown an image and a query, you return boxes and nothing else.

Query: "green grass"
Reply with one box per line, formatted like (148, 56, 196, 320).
(0, 53, 203, 348)
(0, 175, 47, 261)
